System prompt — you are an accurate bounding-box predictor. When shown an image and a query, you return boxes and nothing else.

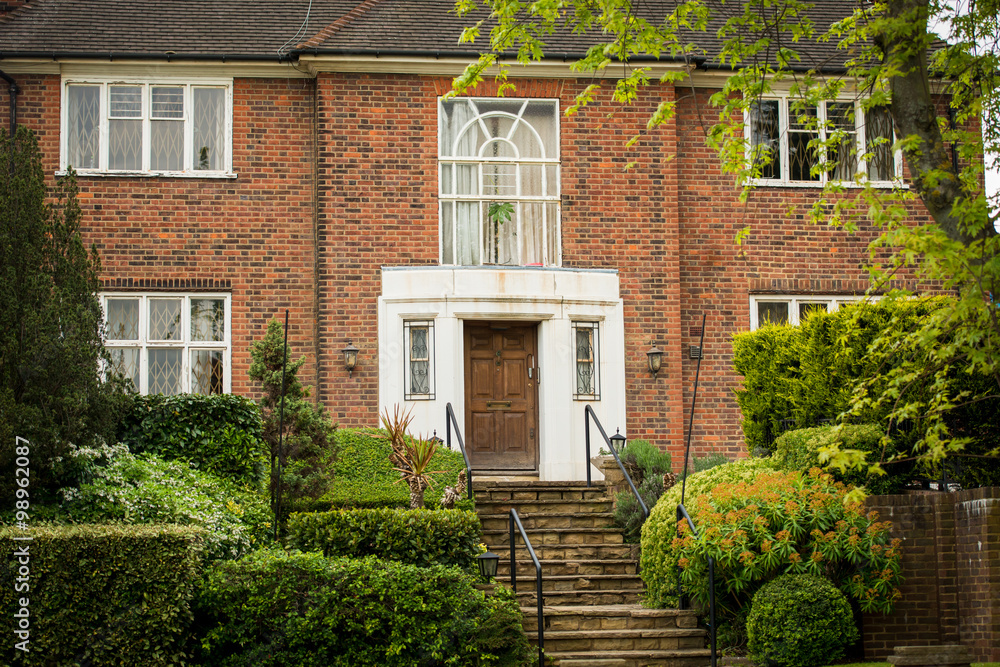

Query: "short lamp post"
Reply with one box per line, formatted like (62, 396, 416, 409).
(477, 549, 499, 582)
(342, 341, 359, 378)
(610, 428, 626, 456)
(646, 344, 663, 377)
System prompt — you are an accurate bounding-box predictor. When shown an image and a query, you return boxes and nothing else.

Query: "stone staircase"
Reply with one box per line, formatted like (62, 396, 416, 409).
(475, 480, 711, 667)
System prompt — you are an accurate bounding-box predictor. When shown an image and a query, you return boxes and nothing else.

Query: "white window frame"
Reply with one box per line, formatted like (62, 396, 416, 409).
(749, 294, 867, 330)
(60, 77, 234, 177)
(745, 96, 903, 187)
(101, 292, 232, 394)
(572, 321, 601, 401)
(403, 319, 435, 401)
(438, 97, 562, 267)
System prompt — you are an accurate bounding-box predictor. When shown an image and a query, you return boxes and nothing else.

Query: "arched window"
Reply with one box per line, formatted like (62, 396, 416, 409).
(439, 98, 560, 266)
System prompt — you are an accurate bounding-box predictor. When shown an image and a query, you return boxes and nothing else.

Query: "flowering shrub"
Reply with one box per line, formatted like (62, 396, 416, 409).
(674, 467, 902, 618)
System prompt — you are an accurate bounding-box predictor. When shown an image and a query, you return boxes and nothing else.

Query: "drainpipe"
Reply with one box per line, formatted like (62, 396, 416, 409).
(0, 69, 19, 135)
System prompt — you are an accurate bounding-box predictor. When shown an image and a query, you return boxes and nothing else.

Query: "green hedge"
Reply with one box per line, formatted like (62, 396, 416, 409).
(287, 507, 482, 570)
(0, 524, 204, 666)
(194, 550, 532, 667)
(118, 393, 265, 487)
(318, 427, 472, 510)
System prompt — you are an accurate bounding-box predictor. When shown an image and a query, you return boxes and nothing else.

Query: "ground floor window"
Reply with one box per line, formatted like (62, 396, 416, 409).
(403, 319, 435, 400)
(749, 294, 865, 329)
(572, 321, 600, 400)
(101, 292, 231, 394)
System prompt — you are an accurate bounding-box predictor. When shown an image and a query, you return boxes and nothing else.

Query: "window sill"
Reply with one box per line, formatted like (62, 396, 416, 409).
(56, 170, 238, 180)
(746, 179, 908, 190)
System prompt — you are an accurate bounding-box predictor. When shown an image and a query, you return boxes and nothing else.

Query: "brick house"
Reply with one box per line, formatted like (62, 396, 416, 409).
(0, 0, 933, 480)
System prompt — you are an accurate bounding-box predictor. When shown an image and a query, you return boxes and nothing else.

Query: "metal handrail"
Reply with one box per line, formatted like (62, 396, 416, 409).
(444, 402, 474, 501)
(677, 503, 717, 667)
(509, 508, 544, 667)
(584, 404, 648, 517)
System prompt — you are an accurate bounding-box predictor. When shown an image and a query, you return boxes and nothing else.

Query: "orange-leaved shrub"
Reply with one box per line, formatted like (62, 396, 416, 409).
(674, 467, 902, 618)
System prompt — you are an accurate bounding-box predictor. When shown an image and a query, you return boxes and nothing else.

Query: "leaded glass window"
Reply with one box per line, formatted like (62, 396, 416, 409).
(102, 293, 230, 395)
(63, 80, 230, 174)
(404, 320, 435, 400)
(573, 322, 600, 401)
(439, 98, 560, 266)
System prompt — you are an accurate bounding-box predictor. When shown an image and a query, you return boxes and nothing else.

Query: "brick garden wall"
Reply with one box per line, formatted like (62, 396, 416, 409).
(863, 488, 1000, 661)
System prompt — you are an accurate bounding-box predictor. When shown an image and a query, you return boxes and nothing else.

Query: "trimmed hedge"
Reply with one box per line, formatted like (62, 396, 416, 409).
(0, 524, 204, 666)
(118, 393, 266, 487)
(194, 550, 533, 667)
(287, 507, 482, 570)
(747, 574, 859, 667)
(317, 427, 472, 510)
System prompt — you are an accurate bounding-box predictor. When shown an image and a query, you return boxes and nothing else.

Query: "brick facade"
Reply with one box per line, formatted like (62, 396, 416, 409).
(863, 488, 1000, 661)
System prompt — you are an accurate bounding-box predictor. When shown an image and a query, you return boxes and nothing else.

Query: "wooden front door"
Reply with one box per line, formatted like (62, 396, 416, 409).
(464, 322, 539, 471)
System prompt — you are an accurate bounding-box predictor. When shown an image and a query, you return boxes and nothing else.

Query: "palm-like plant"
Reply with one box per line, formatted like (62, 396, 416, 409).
(380, 405, 444, 509)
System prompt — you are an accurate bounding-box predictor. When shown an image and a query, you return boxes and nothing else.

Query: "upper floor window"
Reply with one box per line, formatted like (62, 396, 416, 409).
(747, 98, 900, 185)
(439, 98, 560, 266)
(62, 79, 232, 176)
(750, 294, 865, 329)
(102, 293, 231, 395)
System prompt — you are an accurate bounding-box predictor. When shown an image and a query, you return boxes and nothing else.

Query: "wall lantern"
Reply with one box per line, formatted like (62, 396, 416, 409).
(610, 428, 626, 455)
(646, 344, 664, 377)
(342, 341, 359, 377)
(477, 549, 499, 582)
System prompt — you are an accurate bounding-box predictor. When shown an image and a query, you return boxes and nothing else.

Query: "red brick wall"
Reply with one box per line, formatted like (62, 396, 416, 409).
(863, 488, 1000, 661)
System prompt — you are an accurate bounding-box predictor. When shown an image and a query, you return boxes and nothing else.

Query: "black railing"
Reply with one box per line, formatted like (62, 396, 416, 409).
(509, 508, 545, 667)
(677, 503, 717, 667)
(584, 404, 648, 518)
(444, 402, 473, 501)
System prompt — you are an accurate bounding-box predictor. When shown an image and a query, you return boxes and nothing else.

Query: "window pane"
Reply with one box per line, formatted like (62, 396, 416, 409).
(151, 87, 183, 119)
(546, 203, 559, 265)
(799, 302, 829, 321)
(456, 202, 480, 265)
(522, 164, 543, 197)
(191, 349, 224, 394)
(191, 298, 225, 342)
(788, 105, 819, 181)
(576, 328, 595, 395)
(865, 107, 895, 181)
(441, 201, 454, 264)
(193, 88, 225, 171)
(750, 100, 781, 179)
(523, 100, 558, 157)
(522, 202, 544, 265)
(148, 348, 182, 395)
(149, 298, 182, 340)
(758, 302, 789, 326)
(827, 102, 857, 181)
(109, 119, 141, 170)
(482, 160, 515, 197)
(151, 120, 183, 171)
(66, 85, 99, 170)
(106, 298, 139, 340)
(109, 86, 141, 118)
(485, 201, 518, 265)
(109, 347, 139, 391)
(409, 327, 430, 395)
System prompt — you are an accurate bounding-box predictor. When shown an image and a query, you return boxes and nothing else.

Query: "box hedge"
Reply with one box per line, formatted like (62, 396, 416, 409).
(287, 507, 482, 570)
(118, 393, 266, 487)
(0, 524, 204, 666)
(194, 549, 532, 667)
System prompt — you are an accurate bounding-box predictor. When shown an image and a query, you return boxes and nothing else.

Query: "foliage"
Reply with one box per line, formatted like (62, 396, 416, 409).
(693, 452, 730, 474)
(452, 0, 1000, 480)
(194, 549, 532, 667)
(287, 507, 482, 570)
(0, 523, 204, 666)
(118, 393, 266, 487)
(248, 318, 337, 521)
(50, 443, 271, 561)
(733, 300, 1000, 493)
(382, 405, 446, 509)
(641, 458, 781, 609)
(0, 126, 132, 504)
(614, 474, 664, 544)
(320, 427, 471, 510)
(747, 574, 860, 667)
(622, 438, 673, 478)
(674, 467, 902, 620)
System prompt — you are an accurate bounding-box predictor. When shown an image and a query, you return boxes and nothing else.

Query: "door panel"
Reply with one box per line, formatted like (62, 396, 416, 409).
(464, 323, 538, 471)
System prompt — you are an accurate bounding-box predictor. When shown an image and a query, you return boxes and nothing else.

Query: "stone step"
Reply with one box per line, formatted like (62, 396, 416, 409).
(477, 498, 614, 514)
(484, 527, 625, 546)
(498, 573, 643, 593)
(497, 558, 638, 578)
(530, 629, 707, 652)
(543, 650, 711, 667)
(480, 512, 618, 531)
(475, 481, 609, 503)
(493, 543, 640, 561)
(515, 589, 642, 606)
(520, 605, 699, 633)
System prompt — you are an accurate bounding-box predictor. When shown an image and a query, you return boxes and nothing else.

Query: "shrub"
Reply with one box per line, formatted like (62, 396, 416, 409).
(641, 458, 780, 609)
(0, 523, 204, 666)
(622, 439, 673, 478)
(693, 452, 730, 473)
(118, 393, 266, 487)
(194, 550, 532, 667)
(614, 474, 664, 543)
(56, 443, 271, 560)
(320, 427, 471, 510)
(747, 574, 859, 667)
(287, 507, 481, 570)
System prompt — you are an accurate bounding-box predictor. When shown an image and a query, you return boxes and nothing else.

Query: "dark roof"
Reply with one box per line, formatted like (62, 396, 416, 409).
(0, 0, 868, 70)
